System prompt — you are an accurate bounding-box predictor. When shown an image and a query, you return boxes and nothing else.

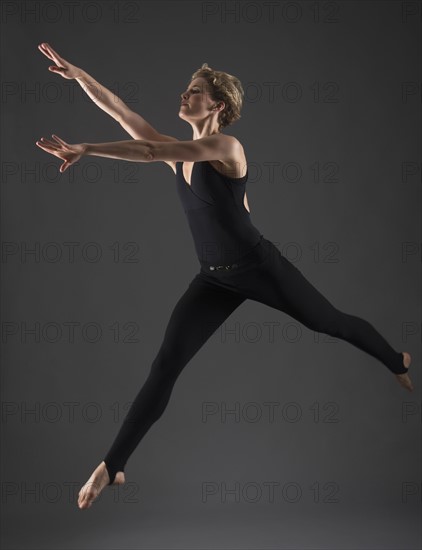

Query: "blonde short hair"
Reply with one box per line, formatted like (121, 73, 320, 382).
(189, 63, 244, 131)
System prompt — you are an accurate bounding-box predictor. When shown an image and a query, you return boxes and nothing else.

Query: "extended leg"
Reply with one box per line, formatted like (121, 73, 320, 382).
(103, 274, 246, 484)
(248, 251, 407, 375)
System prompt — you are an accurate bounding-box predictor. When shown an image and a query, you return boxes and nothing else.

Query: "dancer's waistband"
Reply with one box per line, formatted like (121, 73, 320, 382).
(199, 235, 271, 273)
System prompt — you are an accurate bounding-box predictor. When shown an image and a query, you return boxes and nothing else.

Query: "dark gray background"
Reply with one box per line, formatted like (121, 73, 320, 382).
(1, 0, 420, 548)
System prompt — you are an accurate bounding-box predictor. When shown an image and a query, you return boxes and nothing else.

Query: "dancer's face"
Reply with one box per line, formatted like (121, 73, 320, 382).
(179, 77, 221, 124)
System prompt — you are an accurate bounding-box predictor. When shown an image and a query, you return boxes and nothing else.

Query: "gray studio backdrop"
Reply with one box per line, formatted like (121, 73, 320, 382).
(1, 0, 420, 549)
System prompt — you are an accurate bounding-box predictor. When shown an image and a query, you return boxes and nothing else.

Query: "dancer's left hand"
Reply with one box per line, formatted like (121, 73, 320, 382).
(36, 134, 86, 172)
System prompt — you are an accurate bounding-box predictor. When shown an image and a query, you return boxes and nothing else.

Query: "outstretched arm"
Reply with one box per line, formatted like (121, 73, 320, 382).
(38, 42, 177, 142)
(38, 42, 129, 121)
(36, 133, 239, 173)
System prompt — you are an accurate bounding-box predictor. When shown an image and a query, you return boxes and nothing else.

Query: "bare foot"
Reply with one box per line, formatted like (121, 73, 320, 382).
(395, 352, 413, 392)
(78, 461, 125, 509)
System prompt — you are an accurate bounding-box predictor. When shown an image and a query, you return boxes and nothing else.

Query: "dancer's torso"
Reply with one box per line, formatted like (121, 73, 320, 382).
(176, 160, 262, 265)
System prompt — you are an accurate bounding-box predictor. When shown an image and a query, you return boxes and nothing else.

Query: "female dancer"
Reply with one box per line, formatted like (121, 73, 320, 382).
(36, 43, 413, 510)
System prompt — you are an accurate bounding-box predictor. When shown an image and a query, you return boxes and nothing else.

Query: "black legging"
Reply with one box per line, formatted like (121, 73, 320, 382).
(103, 236, 406, 483)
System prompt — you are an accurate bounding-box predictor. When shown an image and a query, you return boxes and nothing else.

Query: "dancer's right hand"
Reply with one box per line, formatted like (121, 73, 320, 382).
(38, 42, 81, 80)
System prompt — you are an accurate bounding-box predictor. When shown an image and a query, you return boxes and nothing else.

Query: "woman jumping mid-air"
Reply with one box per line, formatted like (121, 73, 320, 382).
(36, 43, 413, 510)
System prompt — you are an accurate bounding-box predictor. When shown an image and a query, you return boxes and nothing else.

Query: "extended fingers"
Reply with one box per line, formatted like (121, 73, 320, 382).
(43, 43, 63, 66)
(38, 43, 54, 61)
(37, 135, 68, 149)
(38, 137, 60, 149)
(51, 134, 68, 146)
(36, 141, 57, 153)
(39, 43, 64, 67)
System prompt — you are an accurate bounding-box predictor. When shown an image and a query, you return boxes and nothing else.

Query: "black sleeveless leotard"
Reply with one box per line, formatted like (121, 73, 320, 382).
(176, 160, 263, 265)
